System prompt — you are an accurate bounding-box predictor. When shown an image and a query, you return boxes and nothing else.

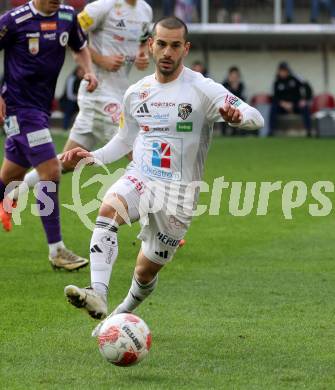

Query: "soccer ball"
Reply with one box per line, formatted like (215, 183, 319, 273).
(97, 313, 152, 366)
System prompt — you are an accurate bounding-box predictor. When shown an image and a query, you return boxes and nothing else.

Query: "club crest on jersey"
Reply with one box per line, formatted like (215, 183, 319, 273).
(28, 38, 39, 55)
(178, 103, 192, 120)
(59, 32, 69, 47)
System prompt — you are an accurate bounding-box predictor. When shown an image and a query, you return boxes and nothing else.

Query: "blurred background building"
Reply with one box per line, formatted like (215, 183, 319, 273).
(1, 0, 335, 135)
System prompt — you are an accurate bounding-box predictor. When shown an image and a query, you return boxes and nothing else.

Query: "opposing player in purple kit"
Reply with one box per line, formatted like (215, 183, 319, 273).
(61, 16, 264, 325)
(13, 0, 153, 198)
(0, 0, 98, 270)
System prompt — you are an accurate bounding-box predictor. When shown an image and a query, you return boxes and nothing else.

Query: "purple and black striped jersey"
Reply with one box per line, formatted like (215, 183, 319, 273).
(0, 1, 87, 115)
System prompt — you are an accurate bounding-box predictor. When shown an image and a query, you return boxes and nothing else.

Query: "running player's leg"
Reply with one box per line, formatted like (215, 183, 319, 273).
(92, 212, 188, 336)
(15, 93, 99, 194)
(0, 158, 29, 231)
(112, 250, 162, 315)
(30, 155, 88, 270)
(64, 192, 130, 319)
(64, 170, 143, 318)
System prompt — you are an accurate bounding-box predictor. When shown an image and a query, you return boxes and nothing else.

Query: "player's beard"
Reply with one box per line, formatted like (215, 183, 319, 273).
(156, 57, 182, 77)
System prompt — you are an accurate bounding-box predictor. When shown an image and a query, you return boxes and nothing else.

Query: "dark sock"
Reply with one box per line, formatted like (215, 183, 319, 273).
(36, 181, 62, 244)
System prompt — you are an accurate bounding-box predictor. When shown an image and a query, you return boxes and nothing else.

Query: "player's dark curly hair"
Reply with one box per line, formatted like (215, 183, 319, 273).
(152, 16, 189, 41)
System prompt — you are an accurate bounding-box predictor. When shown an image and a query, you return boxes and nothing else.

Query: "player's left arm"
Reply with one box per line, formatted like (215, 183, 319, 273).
(73, 47, 98, 92)
(134, 20, 151, 71)
(134, 42, 150, 71)
(0, 12, 16, 124)
(68, 12, 98, 93)
(201, 78, 264, 130)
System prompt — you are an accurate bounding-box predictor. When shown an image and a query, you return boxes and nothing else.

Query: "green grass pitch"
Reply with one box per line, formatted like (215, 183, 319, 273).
(1, 134, 335, 389)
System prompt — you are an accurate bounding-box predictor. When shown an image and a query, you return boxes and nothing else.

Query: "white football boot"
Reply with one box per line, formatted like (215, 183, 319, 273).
(64, 285, 107, 320)
(49, 248, 88, 271)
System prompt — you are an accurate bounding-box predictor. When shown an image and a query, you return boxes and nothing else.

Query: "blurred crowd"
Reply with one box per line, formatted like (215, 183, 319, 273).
(2, 1, 335, 24)
(191, 60, 333, 138)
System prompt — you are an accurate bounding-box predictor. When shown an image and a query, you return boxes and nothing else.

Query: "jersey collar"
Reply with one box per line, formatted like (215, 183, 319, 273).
(29, 1, 58, 17)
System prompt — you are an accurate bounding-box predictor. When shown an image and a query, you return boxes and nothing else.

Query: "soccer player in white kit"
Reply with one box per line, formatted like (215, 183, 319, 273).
(16, 0, 152, 190)
(61, 17, 264, 327)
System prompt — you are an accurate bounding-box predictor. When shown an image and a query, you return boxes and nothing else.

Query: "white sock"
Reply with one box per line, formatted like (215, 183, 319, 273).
(49, 241, 65, 258)
(114, 274, 158, 314)
(10, 155, 67, 201)
(90, 216, 119, 297)
(8, 169, 40, 200)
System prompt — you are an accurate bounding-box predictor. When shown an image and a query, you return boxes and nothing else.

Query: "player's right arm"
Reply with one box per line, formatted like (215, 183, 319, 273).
(60, 89, 139, 166)
(77, 0, 125, 72)
(0, 11, 15, 125)
(89, 48, 125, 72)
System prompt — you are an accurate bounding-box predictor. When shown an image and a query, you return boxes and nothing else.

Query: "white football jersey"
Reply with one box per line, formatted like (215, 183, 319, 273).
(78, 0, 152, 96)
(118, 67, 263, 185)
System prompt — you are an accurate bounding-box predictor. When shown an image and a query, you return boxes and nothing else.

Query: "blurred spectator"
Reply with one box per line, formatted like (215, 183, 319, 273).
(216, 0, 241, 23)
(285, 0, 335, 23)
(191, 60, 208, 77)
(269, 62, 313, 137)
(59, 66, 84, 130)
(221, 66, 247, 135)
(223, 66, 245, 101)
(175, 0, 198, 22)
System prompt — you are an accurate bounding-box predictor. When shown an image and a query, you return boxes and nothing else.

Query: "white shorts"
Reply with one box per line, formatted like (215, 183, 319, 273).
(104, 166, 191, 265)
(69, 84, 123, 150)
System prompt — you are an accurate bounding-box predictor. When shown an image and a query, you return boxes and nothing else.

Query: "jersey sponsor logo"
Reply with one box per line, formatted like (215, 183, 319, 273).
(26, 32, 40, 38)
(225, 94, 241, 108)
(152, 141, 171, 169)
(140, 125, 170, 133)
(4, 116, 20, 137)
(150, 102, 176, 108)
(44, 32, 56, 41)
(28, 38, 39, 55)
(59, 32, 69, 46)
(127, 175, 145, 194)
(136, 103, 151, 117)
(176, 122, 193, 132)
(178, 103, 192, 120)
(139, 90, 149, 100)
(41, 22, 57, 31)
(78, 11, 94, 31)
(103, 103, 121, 124)
(141, 137, 182, 181)
(26, 129, 52, 148)
(152, 113, 169, 122)
(168, 215, 184, 229)
(140, 125, 150, 132)
(156, 232, 180, 248)
(59, 11, 73, 22)
(15, 12, 33, 24)
(113, 33, 125, 42)
(152, 127, 169, 132)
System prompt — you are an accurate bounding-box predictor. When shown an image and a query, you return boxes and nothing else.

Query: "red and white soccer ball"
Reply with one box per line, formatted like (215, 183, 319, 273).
(97, 313, 152, 366)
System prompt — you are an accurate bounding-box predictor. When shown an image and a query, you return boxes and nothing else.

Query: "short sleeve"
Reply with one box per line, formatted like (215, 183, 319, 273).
(68, 13, 87, 52)
(77, 0, 111, 32)
(0, 12, 15, 51)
